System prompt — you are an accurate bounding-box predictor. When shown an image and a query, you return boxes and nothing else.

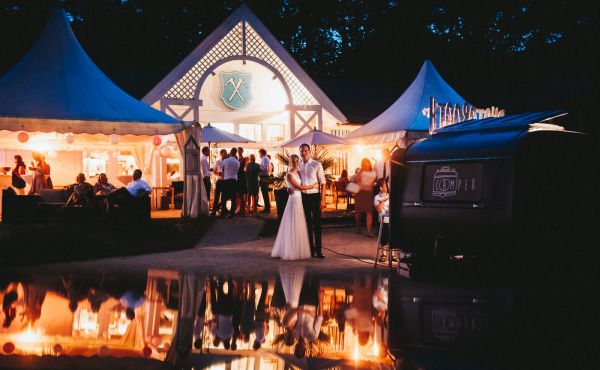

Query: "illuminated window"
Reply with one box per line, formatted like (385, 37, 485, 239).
(239, 124, 261, 141)
(83, 151, 108, 178)
(267, 125, 284, 142)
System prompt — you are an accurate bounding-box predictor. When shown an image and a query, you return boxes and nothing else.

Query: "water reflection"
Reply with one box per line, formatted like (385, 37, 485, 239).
(0, 269, 393, 368)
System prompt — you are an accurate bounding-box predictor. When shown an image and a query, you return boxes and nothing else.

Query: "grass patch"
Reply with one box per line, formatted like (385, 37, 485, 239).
(0, 217, 214, 267)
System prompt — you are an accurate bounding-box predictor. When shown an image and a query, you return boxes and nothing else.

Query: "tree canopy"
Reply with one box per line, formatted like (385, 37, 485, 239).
(0, 0, 598, 135)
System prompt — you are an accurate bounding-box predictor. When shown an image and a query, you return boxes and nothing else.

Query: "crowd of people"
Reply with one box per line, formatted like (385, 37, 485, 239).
(203, 146, 274, 217)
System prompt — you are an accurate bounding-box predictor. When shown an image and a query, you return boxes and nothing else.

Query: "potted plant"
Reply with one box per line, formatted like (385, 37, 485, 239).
(272, 146, 337, 220)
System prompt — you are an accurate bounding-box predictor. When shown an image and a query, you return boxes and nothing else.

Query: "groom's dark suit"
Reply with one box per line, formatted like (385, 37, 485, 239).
(299, 158, 325, 257)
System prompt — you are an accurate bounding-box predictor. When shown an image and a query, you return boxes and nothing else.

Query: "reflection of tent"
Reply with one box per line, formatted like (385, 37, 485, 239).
(0, 9, 180, 135)
(346, 60, 467, 144)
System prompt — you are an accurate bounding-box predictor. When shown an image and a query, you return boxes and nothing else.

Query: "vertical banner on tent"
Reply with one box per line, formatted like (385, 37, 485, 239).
(177, 124, 207, 217)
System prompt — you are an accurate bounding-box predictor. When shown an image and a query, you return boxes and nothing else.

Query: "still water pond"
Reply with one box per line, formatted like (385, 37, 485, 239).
(0, 266, 589, 369)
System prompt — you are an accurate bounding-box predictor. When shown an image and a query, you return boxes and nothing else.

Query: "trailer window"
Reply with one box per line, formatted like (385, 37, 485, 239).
(422, 162, 484, 202)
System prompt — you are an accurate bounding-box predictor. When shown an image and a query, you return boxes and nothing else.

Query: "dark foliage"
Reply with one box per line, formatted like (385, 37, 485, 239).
(0, 1, 598, 139)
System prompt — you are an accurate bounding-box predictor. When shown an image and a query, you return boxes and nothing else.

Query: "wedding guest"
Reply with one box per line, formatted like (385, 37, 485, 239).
(211, 149, 228, 216)
(193, 287, 207, 349)
(65, 173, 95, 207)
(94, 173, 116, 195)
(28, 152, 52, 195)
(201, 146, 211, 202)
(253, 281, 269, 350)
(11, 155, 26, 195)
(350, 167, 360, 182)
(108, 169, 151, 207)
(246, 154, 260, 214)
(120, 290, 145, 320)
(211, 279, 234, 349)
(236, 147, 247, 215)
(258, 149, 271, 213)
(220, 148, 240, 218)
(94, 173, 116, 212)
(374, 178, 391, 261)
(354, 158, 377, 236)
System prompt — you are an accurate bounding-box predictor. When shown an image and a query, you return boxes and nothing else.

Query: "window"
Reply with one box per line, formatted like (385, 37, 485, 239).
(83, 151, 108, 178)
(211, 122, 235, 134)
(267, 125, 284, 142)
(239, 123, 262, 141)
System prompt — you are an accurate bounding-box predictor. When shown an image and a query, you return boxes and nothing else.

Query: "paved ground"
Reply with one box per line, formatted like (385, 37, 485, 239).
(3, 217, 384, 279)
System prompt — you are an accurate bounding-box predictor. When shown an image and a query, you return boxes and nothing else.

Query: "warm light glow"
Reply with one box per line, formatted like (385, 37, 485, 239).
(372, 335, 379, 356)
(374, 151, 382, 161)
(17, 324, 42, 343)
(354, 145, 365, 154)
(352, 343, 360, 361)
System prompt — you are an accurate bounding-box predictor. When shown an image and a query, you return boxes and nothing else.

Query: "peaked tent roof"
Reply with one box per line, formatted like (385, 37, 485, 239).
(0, 9, 181, 135)
(346, 60, 467, 144)
(142, 4, 347, 123)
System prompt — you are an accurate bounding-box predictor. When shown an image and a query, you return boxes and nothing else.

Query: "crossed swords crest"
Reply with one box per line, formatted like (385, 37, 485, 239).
(219, 71, 253, 110)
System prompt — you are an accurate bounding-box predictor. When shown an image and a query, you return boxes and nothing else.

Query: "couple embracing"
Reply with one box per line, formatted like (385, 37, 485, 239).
(271, 143, 326, 260)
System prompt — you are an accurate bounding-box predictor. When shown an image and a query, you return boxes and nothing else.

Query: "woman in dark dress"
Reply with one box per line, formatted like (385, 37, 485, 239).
(246, 154, 260, 214)
(236, 147, 248, 215)
(12, 155, 26, 195)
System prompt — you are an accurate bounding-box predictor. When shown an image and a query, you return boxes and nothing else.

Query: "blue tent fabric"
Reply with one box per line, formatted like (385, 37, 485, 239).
(346, 60, 467, 143)
(407, 111, 567, 161)
(0, 9, 180, 135)
(434, 110, 566, 134)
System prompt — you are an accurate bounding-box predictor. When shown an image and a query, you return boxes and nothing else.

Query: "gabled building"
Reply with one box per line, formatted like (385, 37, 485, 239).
(144, 4, 348, 150)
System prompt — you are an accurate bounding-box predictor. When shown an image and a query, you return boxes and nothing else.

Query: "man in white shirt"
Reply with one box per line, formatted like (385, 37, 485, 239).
(258, 149, 271, 213)
(221, 148, 240, 217)
(126, 169, 152, 197)
(108, 169, 151, 209)
(374, 148, 391, 183)
(298, 144, 326, 258)
(201, 146, 211, 202)
(210, 149, 228, 216)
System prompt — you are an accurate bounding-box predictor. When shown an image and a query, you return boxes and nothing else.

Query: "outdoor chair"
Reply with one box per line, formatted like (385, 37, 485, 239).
(335, 179, 352, 210)
(374, 213, 398, 269)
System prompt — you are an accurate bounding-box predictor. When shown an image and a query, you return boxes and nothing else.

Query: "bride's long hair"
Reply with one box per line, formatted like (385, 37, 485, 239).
(289, 154, 300, 171)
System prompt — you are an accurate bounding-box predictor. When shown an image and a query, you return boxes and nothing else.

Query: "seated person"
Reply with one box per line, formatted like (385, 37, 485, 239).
(94, 173, 116, 195)
(65, 173, 94, 207)
(108, 169, 151, 207)
(374, 178, 392, 261)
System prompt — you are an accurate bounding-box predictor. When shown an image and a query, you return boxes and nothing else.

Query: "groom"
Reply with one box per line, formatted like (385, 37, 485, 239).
(298, 143, 326, 258)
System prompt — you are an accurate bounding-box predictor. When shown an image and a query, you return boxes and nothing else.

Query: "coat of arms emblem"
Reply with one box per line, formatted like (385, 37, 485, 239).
(220, 71, 252, 110)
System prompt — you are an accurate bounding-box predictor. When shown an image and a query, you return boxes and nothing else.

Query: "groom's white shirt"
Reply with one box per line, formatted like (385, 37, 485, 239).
(299, 158, 325, 194)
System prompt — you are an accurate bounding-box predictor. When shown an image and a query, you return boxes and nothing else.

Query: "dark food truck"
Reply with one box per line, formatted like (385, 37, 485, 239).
(390, 111, 597, 275)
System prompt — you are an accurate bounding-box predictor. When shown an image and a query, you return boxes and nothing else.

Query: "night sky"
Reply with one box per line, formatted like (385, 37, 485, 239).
(1, 0, 598, 139)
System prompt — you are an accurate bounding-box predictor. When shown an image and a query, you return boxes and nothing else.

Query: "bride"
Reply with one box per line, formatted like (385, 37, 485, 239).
(271, 154, 318, 260)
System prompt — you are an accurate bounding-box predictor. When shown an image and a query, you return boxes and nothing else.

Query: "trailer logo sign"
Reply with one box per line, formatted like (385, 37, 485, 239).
(423, 163, 484, 202)
(433, 166, 459, 197)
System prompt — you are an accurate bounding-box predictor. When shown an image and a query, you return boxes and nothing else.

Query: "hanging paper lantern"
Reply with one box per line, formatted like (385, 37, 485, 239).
(159, 146, 173, 158)
(47, 150, 57, 158)
(65, 134, 75, 144)
(98, 345, 109, 357)
(17, 132, 29, 143)
(142, 346, 152, 358)
(109, 134, 120, 145)
(82, 151, 90, 158)
(152, 136, 162, 146)
(2, 342, 15, 354)
(53, 344, 63, 355)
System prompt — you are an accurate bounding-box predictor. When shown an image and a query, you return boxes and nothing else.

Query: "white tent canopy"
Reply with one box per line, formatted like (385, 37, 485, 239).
(345, 60, 468, 144)
(276, 127, 350, 148)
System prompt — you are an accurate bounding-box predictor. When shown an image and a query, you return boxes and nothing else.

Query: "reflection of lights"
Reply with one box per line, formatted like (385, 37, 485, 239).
(18, 324, 41, 343)
(372, 335, 379, 356)
(352, 342, 360, 360)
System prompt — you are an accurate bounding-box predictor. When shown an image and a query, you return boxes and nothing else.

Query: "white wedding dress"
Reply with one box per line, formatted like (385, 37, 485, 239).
(271, 172, 312, 260)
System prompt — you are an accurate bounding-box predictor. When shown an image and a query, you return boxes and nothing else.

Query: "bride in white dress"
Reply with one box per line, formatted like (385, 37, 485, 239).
(271, 154, 319, 260)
